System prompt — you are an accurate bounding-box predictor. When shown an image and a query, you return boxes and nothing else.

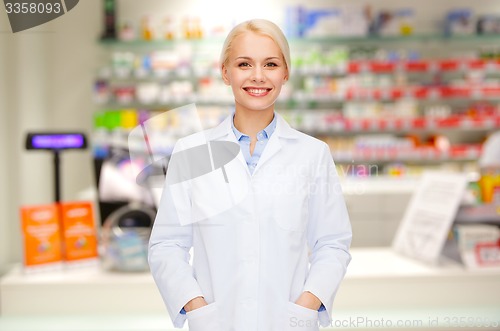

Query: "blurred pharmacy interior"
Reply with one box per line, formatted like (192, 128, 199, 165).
(0, 0, 500, 330)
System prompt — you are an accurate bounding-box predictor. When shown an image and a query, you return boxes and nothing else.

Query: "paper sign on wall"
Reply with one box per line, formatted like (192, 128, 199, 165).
(20, 204, 63, 267)
(59, 201, 98, 262)
(392, 171, 468, 264)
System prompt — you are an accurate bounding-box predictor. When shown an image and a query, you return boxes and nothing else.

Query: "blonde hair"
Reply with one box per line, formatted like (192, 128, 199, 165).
(220, 19, 291, 74)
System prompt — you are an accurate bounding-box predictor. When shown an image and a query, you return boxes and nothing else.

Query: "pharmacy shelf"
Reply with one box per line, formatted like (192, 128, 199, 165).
(289, 59, 500, 76)
(332, 144, 482, 164)
(346, 59, 500, 74)
(294, 33, 500, 44)
(96, 85, 500, 110)
(303, 114, 500, 134)
(1, 248, 499, 331)
(101, 59, 500, 79)
(342, 85, 500, 101)
(455, 204, 500, 225)
(94, 34, 500, 180)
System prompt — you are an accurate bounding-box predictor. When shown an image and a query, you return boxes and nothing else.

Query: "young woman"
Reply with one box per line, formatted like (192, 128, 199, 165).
(149, 19, 352, 331)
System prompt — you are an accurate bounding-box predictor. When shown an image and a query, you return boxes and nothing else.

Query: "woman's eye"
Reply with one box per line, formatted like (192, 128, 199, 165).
(265, 62, 278, 67)
(238, 62, 250, 67)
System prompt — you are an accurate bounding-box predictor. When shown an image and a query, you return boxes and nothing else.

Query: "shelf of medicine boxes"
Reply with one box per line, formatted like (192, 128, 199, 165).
(95, 35, 500, 165)
(96, 33, 500, 108)
(96, 85, 500, 108)
(96, 59, 500, 107)
(94, 106, 487, 165)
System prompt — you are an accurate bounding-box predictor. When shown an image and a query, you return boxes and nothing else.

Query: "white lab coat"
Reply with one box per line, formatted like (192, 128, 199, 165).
(148, 113, 352, 331)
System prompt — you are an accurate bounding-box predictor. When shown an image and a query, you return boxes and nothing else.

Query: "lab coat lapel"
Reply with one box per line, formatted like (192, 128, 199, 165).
(207, 115, 251, 178)
(252, 130, 281, 175)
(253, 113, 298, 175)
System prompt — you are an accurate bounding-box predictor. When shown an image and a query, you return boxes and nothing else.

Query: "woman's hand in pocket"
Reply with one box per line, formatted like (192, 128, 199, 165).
(294, 291, 322, 311)
(184, 296, 208, 312)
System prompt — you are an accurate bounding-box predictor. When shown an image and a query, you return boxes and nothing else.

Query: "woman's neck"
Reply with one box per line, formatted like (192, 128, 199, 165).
(233, 107, 275, 139)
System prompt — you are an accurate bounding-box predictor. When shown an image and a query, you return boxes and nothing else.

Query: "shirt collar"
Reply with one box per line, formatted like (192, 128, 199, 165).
(207, 111, 299, 142)
(231, 111, 277, 141)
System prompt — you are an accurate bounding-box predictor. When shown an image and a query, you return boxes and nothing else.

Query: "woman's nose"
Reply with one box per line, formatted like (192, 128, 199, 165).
(251, 67, 265, 82)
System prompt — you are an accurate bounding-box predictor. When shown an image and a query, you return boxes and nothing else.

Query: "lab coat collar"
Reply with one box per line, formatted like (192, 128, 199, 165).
(207, 112, 300, 142)
(206, 112, 299, 176)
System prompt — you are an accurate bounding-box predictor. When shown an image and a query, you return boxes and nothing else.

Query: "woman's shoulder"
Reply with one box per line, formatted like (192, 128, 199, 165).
(289, 127, 329, 151)
(276, 113, 327, 148)
(172, 129, 214, 152)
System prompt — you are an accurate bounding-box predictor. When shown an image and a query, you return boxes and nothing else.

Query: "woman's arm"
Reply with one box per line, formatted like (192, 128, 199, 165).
(302, 142, 353, 323)
(148, 142, 205, 327)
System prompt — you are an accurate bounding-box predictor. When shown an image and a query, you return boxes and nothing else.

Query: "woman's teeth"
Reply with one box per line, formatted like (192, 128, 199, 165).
(245, 88, 270, 95)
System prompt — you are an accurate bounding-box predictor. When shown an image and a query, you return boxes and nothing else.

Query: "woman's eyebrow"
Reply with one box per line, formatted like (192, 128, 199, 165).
(234, 56, 281, 61)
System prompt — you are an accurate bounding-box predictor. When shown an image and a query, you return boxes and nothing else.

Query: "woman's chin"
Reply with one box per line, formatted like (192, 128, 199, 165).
(235, 100, 278, 112)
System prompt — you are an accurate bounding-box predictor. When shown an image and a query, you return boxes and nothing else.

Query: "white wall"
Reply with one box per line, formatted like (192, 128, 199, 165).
(1, 0, 500, 271)
(0, 0, 101, 271)
(48, 0, 102, 200)
(0, 15, 12, 273)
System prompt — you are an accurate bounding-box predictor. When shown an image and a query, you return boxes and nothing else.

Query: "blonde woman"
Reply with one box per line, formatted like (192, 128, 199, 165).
(149, 19, 352, 331)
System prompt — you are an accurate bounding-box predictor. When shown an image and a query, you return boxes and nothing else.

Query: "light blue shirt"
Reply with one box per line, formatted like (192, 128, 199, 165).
(231, 112, 277, 175)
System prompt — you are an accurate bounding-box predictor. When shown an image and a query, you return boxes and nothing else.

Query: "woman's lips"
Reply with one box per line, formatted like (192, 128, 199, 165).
(243, 87, 272, 97)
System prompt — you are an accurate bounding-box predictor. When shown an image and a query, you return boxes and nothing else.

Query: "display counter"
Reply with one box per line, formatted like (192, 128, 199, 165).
(1, 248, 499, 330)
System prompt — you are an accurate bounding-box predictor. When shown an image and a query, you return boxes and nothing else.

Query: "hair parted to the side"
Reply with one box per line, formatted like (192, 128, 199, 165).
(220, 19, 291, 74)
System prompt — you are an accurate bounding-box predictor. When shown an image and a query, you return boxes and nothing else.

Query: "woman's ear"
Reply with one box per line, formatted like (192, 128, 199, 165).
(221, 65, 230, 86)
(283, 71, 289, 85)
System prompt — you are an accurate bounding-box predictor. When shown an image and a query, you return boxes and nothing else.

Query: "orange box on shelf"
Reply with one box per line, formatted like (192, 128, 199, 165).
(20, 204, 63, 267)
(59, 201, 98, 262)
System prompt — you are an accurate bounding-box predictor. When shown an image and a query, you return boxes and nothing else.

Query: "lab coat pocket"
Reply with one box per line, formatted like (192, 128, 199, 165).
(186, 302, 222, 331)
(286, 302, 319, 331)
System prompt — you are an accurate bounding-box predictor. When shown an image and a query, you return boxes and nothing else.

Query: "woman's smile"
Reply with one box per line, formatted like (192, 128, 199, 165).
(243, 87, 272, 97)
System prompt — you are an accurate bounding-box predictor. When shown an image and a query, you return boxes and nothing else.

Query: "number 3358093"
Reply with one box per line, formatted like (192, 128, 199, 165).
(5, 2, 61, 14)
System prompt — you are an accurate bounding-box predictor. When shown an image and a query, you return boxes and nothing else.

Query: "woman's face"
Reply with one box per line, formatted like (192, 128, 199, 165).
(222, 31, 288, 113)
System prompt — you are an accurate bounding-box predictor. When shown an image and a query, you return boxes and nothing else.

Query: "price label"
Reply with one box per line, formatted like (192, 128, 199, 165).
(484, 118, 495, 129)
(395, 62, 404, 72)
(427, 119, 436, 129)
(381, 89, 391, 101)
(461, 118, 473, 129)
(471, 88, 483, 100)
(402, 119, 411, 131)
(351, 121, 361, 131)
(428, 88, 439, 100)
(429, 61, 439, 72)
(485, 61, 497, 73)
(360, 62, 370, 73)
(459, 60, 468, 72)
(386, 120, 395, 131)
(404, 89, 414, 98)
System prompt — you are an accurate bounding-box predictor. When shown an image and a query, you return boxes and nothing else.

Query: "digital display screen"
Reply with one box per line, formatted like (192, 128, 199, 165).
(26, 133, 87, 150)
